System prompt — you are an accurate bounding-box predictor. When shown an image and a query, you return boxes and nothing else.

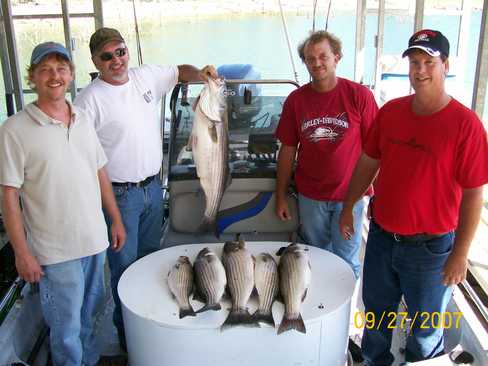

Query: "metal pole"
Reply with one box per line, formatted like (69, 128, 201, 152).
(354, 0, 366, 83)
(457, 0, 472, 88)
(277, 0, 299, 84)
(414, 0, 424, 32)
(93, 0, 104, 29)
(61, 0, 77, 100)
(0, 4, 15, 117)
(472, 0, 488, 121)
(1, 0, 24, 111)
(373, 0, 385, 96)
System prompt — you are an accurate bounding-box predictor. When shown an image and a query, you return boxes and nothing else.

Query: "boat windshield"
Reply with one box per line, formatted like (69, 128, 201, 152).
(168, 80, 299, 180)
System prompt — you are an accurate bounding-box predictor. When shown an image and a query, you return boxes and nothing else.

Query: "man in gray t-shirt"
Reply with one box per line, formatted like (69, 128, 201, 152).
(0, 42, 126, 366)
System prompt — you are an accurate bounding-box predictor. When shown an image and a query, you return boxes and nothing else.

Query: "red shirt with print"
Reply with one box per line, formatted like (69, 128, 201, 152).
(276, 78, 378, 201)
(365, 95, 488, 234)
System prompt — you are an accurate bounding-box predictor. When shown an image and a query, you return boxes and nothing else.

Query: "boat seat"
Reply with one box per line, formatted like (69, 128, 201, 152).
(168, 177, 299, 235)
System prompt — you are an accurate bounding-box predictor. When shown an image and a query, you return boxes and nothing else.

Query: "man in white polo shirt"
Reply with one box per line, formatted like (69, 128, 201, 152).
(75, 27, 218, 350)
(0, 42, 126, 366)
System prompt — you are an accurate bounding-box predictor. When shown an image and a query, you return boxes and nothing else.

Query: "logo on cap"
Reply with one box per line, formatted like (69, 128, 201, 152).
(402, 29, 450, 58)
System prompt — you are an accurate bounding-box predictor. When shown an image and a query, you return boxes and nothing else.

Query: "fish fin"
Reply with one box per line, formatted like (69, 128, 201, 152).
(238, 236, 246, 248)
(302, 288, 308, 302)
(186, 134, 194, 151)
(221, 308, 259, 330)
(277, 313, 306, 335)
(250, 286, 258, 299)
(198, 216, 217, 235)
(253, 310, 275, 327)
(225, 170, 232, 189)
(208, 123, 218, 143)
(196, 303, 221, 314)
(222, 288, 230, 301)
(192, 288, 206, 303)
(192, 95, 200, 112)
(276, 246, 287, 256)
(179, 305, 196, 319)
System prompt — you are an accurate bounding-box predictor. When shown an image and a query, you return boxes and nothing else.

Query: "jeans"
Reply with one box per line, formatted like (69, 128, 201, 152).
(106, 177, 163, 337)
(361, 220, 454, 366)
(39, 251, 106, 366)
(298, 194, 365, 278)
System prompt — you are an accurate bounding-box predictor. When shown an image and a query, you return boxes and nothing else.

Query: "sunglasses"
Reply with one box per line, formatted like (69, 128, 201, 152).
(99, 47, 127, 62)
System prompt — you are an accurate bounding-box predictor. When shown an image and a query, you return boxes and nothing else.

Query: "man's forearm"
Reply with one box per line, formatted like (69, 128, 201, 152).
(276, 145, 296, 200)
(343, 153, 380, 209)
(453, 186, 484, 257)
(2, 186, 30, 257)
(98, 169, 123, 223)
(178, 64, 202, 83)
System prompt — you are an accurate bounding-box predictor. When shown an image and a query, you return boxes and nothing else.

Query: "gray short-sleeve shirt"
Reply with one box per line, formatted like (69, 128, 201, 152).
(0, 102, 109, 265)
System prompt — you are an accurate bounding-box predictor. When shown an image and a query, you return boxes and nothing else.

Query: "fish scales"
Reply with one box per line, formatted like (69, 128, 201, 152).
(278, 244, 311, 334)
(190, 78, 230, 236)
(221, 239, 256, 328)
(194, 248, 226, 313)
(167, 256, 196, 319)
(253, 253, 279, 327)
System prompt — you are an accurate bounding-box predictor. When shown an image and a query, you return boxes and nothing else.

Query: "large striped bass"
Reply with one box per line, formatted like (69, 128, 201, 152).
(190, 78, 230, 236)
(167, 256, 196, 319)
(277, 243, 311, 334)
(221, 237, 257, 329)
(253, 253, 279, 327)
(193, 247, 227, 313)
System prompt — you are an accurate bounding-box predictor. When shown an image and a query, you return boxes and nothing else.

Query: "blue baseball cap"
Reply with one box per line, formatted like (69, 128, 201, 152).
(30, 42, 71, 65)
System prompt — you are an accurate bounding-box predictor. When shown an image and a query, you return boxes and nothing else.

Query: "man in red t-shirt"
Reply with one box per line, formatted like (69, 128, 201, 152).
(275, 30, 378, 280)
(340, 29, 488, 365)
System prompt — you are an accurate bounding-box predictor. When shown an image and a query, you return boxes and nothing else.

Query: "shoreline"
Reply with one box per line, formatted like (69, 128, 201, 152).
(11, 0, 484, 22)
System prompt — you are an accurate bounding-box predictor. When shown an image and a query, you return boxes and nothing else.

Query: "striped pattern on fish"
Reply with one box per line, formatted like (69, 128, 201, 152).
(221, 238, 257, 329)
(253, 253, 279, 327)
(190, 78, 230, 236)
(194, 247, 227, 313)
(167, 256, 196, 319)
(277, 244, 311, 334)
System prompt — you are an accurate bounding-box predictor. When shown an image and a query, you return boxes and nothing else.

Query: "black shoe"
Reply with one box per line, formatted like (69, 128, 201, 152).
(348, 337, 364, 363)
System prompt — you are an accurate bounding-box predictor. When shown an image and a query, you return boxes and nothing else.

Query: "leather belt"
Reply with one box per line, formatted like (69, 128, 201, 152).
(112, 174, 157, 189)
(373, 220, 450, 243)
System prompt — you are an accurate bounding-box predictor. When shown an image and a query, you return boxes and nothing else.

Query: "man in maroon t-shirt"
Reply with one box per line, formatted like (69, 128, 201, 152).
(340, 30, 488, 365)
(275, 30, 378, 280)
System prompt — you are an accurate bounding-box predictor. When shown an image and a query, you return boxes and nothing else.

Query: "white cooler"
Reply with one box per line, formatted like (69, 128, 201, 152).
(118, 241, 356, 366)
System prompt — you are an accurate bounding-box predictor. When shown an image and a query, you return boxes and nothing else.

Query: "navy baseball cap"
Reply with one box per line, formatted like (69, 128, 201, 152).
(402, 29, 450, 58)
(30, 42, 71, 65)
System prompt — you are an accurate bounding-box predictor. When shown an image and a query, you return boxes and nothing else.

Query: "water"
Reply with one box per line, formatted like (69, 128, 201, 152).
(0, 10, 486, 121)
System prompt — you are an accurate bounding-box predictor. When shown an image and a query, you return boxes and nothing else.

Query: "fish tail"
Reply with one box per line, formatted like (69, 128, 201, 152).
(277, 313, 306, 334)
(179, 305, 196, 319)
(221, 308, 259, 330)
(196, 303, 222, 314)
(198, 217, 218, 236)
(252, 310, 275, 327)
